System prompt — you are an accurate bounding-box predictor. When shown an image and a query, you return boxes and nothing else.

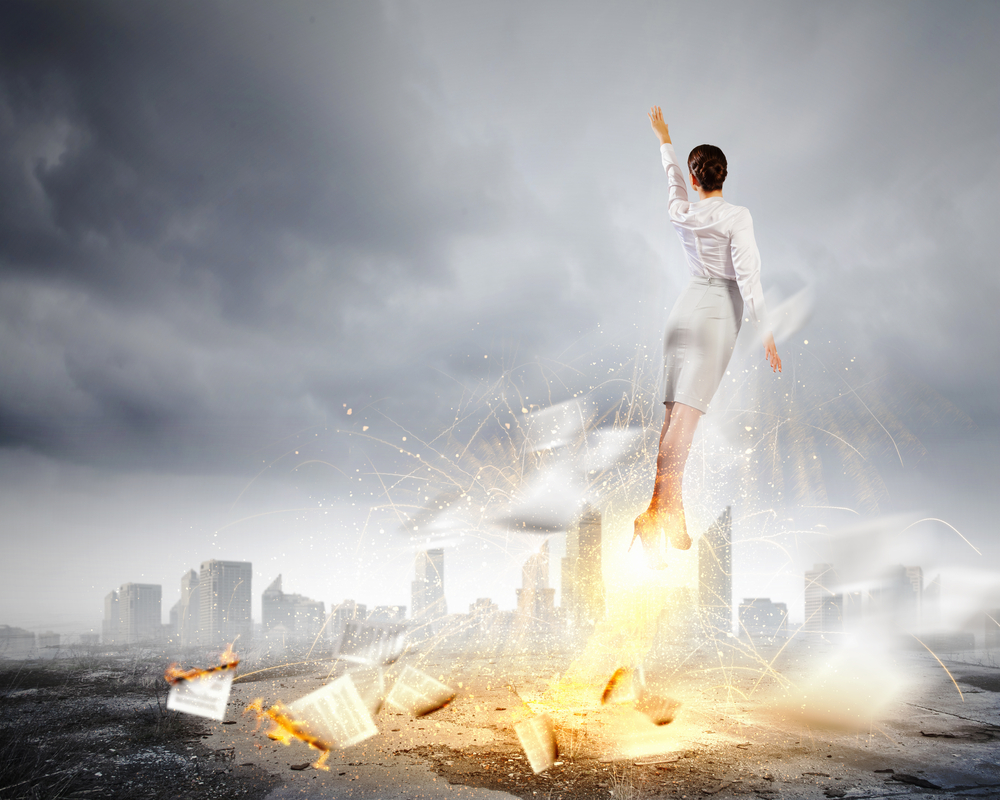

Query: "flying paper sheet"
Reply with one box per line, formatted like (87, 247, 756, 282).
(167, 671, 234, 721)
(385, 665, 455, 716)
(289, 674, 379, 749)
(514, 713, 557, 774)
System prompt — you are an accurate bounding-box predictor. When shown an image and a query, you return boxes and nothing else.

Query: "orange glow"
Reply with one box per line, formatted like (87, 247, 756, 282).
(164, 641, 240, 685)
(244, 698, 331, 771)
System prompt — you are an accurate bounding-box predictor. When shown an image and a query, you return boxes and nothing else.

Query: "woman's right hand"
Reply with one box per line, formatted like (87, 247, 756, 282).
(763, 333, 782, 373)
(648, 106, 671, 145)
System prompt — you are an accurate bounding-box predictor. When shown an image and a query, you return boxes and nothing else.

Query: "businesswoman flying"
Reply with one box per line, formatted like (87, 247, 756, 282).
(633, 106, 782, 569)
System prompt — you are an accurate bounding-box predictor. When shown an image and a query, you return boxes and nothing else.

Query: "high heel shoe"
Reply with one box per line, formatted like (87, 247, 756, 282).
(631, 513, 668, 570)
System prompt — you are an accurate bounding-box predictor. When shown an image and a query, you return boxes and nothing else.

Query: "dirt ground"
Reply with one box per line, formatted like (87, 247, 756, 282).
(3, 640, 1000, 799)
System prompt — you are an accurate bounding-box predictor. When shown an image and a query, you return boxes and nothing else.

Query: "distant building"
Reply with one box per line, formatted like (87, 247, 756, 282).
(261, 575, 326, 645)
(329, 600, 367, 646)
(38, 632, 60, 649)
(370, 606, 406, 624)
(698, 507, 733, 636)
(738, 598, 788, 640)
(869, 565, 920, 631)
(118, 583, 162, 644)
(803, 564, 843, 634)
(561, 504, 606, 631)
(79, 633, 100, 647)
(199, 560, 252, 647)
(515, 540, 557, 637)
(0, 626, 35, 658)
(173, 569, 201, 647)
(412, 549, 446, 620)
(103, 590, 121, 645)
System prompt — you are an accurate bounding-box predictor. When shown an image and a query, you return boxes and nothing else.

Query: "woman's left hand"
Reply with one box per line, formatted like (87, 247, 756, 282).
(764, 333, 782, 373)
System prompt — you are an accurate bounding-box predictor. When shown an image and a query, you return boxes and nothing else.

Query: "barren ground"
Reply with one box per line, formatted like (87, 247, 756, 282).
(3, 641, 1000, 799)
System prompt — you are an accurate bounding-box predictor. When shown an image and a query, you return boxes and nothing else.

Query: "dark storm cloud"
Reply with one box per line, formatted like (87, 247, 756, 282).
(0, 1, 529, 463)
(0, 0, 997, 473)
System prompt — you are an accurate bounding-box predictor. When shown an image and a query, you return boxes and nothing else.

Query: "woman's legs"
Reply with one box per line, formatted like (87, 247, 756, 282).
(633, 401, 702, 564)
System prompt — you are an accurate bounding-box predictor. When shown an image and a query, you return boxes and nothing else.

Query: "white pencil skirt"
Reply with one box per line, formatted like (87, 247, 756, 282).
(660, 275, 744, 413)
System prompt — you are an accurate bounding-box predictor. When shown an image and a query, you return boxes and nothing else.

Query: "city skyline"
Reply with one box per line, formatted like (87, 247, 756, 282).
(1, 3, 997, 653)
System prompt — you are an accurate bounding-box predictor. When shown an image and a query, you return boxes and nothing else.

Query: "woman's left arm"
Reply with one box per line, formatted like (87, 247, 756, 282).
(732, 209, 781, 373)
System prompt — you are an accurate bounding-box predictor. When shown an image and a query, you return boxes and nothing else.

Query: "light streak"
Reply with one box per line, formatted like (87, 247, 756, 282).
(911, 635, 964, 701)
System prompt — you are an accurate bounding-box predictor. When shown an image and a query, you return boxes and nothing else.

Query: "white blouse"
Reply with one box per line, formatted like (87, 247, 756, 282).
(660, 143, 771, 335)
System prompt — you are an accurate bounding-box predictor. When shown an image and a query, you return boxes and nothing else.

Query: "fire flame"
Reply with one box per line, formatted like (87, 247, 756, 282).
(244, 698, 331, 771)
(164, 641, 240, 685)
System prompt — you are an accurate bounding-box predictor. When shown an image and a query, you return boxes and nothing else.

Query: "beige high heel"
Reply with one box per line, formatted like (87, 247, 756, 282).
(631, 513, 668, 570)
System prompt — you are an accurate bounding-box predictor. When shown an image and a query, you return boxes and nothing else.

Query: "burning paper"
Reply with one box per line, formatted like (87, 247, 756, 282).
(601, 667, 635, 704)
(245, 699, 331, 770)
(385, 665, 455, 716)
(164, 642, 239, 721)
(514, 713, 558, 774)
(289, 674, 379, 749)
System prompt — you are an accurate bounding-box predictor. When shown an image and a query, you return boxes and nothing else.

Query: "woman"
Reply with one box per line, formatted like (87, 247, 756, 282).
(632, 106, 782, 569)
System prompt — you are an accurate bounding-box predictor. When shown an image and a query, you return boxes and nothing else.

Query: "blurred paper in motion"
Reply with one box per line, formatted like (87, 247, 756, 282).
(289, 674, 379, 748)
(166, 671, 234, 721)
(385, 665, 456, 716)
(514, 713, 557, 773)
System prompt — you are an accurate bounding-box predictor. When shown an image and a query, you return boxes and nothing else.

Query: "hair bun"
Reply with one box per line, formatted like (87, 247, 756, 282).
(687, 144, 728, 192)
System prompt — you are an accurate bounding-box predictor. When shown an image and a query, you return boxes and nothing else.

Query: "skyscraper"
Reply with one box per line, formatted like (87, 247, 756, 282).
(411, 549, 446, 620)
(803, 564, 843, 634)
(560, 504, 606, 629)
(118, 583, 162, 644)
(103, 590, 120, 645)
(698, 507, 733, 636)
(199, 560, 252, 647)
(262, 574, 326, 644)
(515, 540, 557, 636)
(175, 569, 200, 647)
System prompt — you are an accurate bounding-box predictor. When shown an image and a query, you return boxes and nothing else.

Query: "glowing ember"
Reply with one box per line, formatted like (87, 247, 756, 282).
(244, 698, 331, 771)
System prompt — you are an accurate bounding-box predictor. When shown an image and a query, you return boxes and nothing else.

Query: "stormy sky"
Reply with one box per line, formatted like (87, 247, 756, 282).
(1, 1, 998, 638)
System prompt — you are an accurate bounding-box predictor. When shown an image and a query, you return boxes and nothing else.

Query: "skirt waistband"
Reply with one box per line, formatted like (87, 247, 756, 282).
(689, 274, 736, 287)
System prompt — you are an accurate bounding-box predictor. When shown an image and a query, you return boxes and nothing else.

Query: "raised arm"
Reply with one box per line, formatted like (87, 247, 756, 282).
(649, 106, 690, 218)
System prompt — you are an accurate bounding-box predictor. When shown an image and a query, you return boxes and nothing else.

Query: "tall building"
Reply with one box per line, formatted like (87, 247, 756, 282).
(515, 540, 557, 635)
(103, 590, 121, 645)
(698, 507, 733, 636)
(803, 564, 843, 634)
(172, 569, 200, 647)
(199, 560, 252, 647)
(118, 583, 162, 644)
(261, 575, 326, 645)
(411, 549, 446, 620)
(329, 600, 367, 645)
(560, 504, 606, 630)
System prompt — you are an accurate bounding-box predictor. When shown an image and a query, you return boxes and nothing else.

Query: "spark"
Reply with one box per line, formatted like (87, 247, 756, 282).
(911, 635, 964, 701)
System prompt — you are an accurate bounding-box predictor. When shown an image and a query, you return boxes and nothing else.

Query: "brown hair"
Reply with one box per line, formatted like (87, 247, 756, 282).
(687, 144, 727, 193)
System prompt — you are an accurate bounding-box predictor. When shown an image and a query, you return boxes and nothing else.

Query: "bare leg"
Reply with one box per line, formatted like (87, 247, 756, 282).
(633, 402, 702, 563)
